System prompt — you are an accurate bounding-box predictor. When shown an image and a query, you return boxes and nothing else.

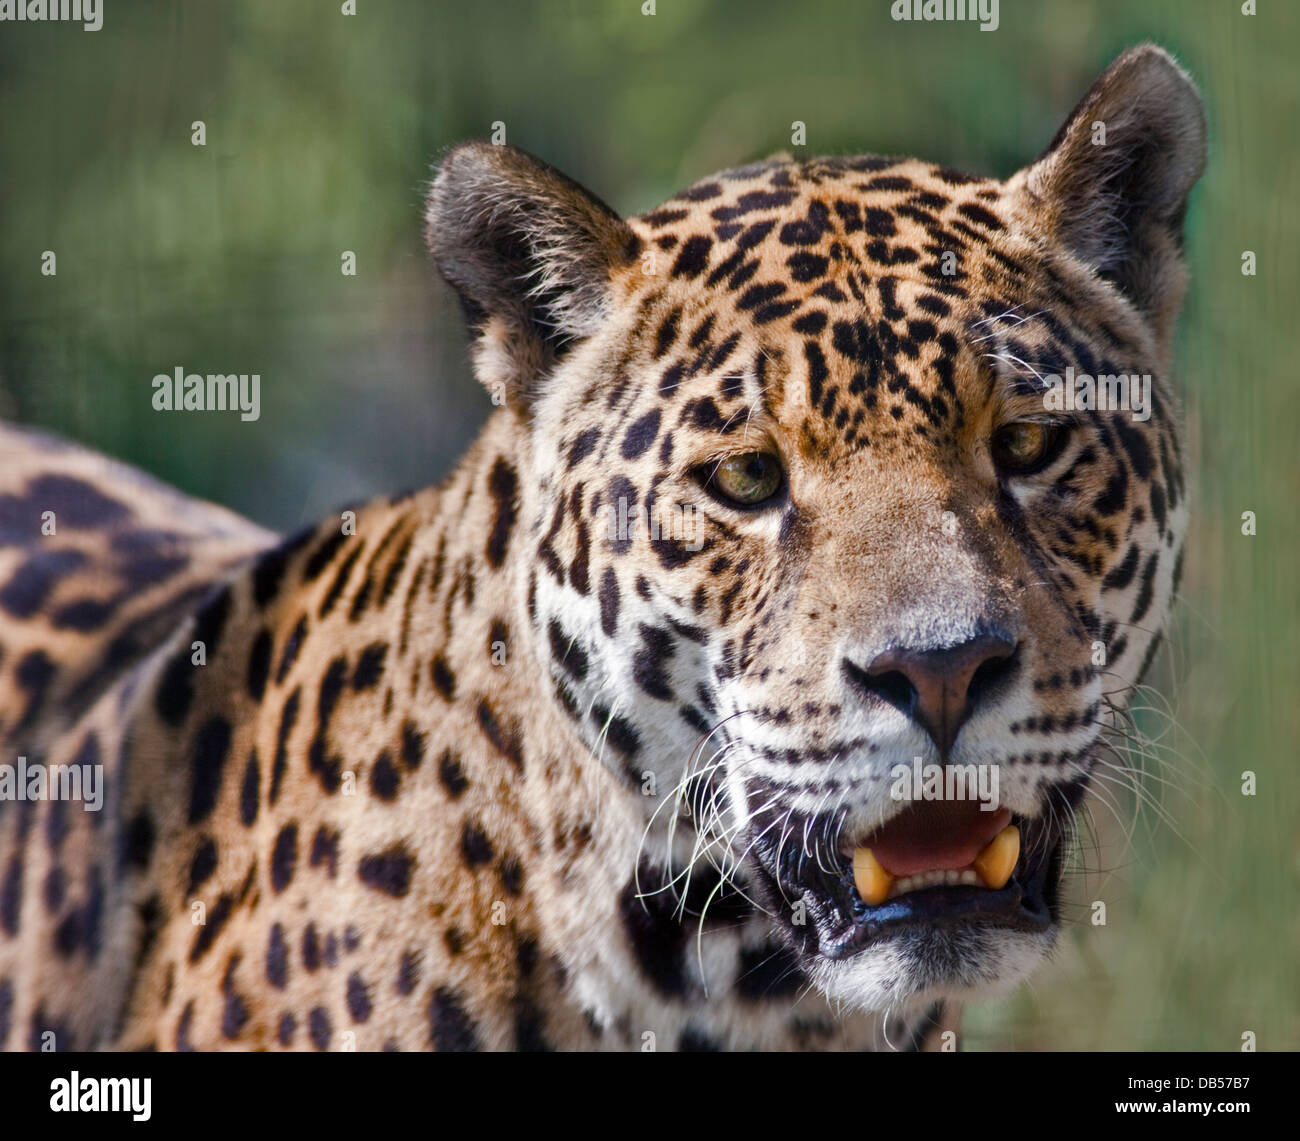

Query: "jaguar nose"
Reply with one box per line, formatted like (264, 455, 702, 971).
(844, 632, 1019, 758)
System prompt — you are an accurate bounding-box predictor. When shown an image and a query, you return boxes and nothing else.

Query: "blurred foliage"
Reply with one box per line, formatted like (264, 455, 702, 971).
(0, 0, 1295, 1049)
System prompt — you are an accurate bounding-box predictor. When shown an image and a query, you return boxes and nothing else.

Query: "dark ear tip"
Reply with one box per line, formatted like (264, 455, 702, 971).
(1119, 43, 1208, 180)
(1101, 42, 1194, 92)
(1104, 42, 1207, 134)
(1118, 43, 1204, 98)
(426, 141, 623, 256)
(433, 139, 529, 184)
(426, 141, 513, 264)
(1111, 41, 1187, 72)
(1036, 42, 1207, 183)
(427, 141, 520, 218)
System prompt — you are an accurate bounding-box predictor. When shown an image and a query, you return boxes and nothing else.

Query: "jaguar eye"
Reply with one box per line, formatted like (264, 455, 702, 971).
(991, 421, 1062, 475)
(704, 452, 784, 507)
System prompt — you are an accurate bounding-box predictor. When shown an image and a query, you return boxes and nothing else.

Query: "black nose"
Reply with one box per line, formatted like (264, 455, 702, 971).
(844, 632, 1019, 758)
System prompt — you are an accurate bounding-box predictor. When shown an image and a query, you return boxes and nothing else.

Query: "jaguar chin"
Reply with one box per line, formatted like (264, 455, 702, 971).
(709, 683, 1099, 1012)
(754, 794, 1078, 1011)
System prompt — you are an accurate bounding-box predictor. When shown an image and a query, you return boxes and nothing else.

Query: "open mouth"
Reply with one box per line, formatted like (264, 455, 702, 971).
(751, 794, 1072, 961)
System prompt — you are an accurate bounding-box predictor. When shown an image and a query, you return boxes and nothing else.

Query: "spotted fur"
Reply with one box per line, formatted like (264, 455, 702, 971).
(0, 45, 1203, 1051)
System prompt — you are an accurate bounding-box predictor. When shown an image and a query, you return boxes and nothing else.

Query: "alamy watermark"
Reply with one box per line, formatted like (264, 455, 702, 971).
(1041, 366, 1152, 422)
(50, 1071, 150, 1122)
(891, 0, 998, 32)
(0, 0, 102, 31)
(608, 496, 704, 551)
(0, 756, 103, 812)
(889, 756, 1000, 810)
(152, 367, 261, 422)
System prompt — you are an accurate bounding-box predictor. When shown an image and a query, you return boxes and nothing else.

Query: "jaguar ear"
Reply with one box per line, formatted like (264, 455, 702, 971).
(1008, 44, 1206, 342)
(426, 142, 638, 407)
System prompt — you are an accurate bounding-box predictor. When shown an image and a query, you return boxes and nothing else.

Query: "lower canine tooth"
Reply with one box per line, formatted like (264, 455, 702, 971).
(852, 847, 894, 905)
(973, 824, 1020, 890)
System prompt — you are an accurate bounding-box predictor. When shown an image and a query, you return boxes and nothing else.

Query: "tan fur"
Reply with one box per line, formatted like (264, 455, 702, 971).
(0, 45, 1203, 1051)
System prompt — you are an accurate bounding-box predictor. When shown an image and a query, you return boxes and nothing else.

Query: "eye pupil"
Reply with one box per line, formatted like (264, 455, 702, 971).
(992, 422, 1059, 474)
(707, 451, 783, 506)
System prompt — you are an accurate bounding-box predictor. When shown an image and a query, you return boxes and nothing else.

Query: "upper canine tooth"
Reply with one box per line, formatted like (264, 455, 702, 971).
(973, 824, 1020, 890)
(852, 847, 894, 906)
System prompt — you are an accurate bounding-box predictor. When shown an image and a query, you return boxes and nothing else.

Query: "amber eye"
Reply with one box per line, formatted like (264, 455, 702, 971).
(705, 452, 784, 507)
(991, 421, 1062, 475)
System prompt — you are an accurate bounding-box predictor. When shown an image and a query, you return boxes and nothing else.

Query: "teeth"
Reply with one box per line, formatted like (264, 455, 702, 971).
(888, 868, 980, 897)
(850, 824, 1022, 906)
(852, 847, 893, 905)
(973, 824, 1020, 890)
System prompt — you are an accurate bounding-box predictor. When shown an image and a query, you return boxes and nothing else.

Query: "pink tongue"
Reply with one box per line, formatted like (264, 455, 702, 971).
(867, 803, 1011, 877)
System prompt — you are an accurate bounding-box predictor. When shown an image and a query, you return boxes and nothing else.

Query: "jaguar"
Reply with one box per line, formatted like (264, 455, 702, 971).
(0, 44, 1204, 1051)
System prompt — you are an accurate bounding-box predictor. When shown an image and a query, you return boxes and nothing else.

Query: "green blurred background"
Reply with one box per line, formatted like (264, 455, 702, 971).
(0, 0, 1295, 1050)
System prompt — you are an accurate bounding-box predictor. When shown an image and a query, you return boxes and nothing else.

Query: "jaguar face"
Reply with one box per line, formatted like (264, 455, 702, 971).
(428, 45, 1204, 1012)
(580, 198, 1125, 1011)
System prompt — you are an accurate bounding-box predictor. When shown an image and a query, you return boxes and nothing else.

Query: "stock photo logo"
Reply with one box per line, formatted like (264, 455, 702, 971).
(0, 0, 102, 31)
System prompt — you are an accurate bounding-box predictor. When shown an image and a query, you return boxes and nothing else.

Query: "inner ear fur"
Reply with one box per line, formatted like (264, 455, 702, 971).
(426, 142, 638, 405)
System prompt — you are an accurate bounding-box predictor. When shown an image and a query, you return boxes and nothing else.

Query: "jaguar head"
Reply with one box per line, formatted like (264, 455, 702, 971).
(426, 45, 1204, 1012)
